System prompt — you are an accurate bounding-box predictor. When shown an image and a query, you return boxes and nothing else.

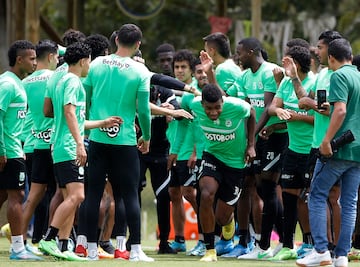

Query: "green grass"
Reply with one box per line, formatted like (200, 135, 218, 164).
(0, 238, 358, 267)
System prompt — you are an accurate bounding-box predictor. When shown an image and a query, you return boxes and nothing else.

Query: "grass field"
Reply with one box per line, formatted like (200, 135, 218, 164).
(0, 237, 358, 267)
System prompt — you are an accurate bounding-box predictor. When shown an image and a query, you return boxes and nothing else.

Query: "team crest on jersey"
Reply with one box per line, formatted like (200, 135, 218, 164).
(213, 119, 220, 125)
(225, 119, 232, 127)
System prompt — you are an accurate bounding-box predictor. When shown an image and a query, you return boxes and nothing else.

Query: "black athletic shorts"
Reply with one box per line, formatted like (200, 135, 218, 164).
(280, 149, 311, 189)
(31, 149, 55, 185)
(54, 160, 84, 188)
(0, 158, 26, 190)
(198, 152, 245, 206)
(169, 160, 199, 187)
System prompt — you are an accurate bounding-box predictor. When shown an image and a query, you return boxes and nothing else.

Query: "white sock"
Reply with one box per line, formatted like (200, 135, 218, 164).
(76, 235, 87, 247)
(11, 235, 25, 253)
(87, 242, 97, 257)
(131, 244, 141, 253)
(116, 236, 126, 251)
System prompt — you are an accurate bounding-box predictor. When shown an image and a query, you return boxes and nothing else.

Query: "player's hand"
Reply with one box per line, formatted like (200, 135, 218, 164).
(319, 140, 333, 158)
(272, 67, 284, 86)
(259, 126, 274, 140)
(275, 108, 292, 121)
(199, 50, 214, 73)
(318, 102, 330, 116)
(187, 153, 197, 169)
(0, 155, 7, 172)
(103, 116, 123, 128)
(76, 144, 87, 166)
(137, 136, 150, 154)
(245, 145, 256, 164)
(170, 109, 194, 119)
(282, 56, 297, 78)
(167, 154, 178, 171)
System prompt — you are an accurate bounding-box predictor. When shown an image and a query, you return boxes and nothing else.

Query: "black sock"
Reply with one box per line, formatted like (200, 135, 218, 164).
(303, 232, 313, 245)
(353, 234, 360, 249)
(282, 192, 297, 249)
(203, 232, 214, 250)
(59, 239, 68, 252)
(175, 235, 185, 243)
(238, 229, 249, 247)
(44, 226, 59, 241)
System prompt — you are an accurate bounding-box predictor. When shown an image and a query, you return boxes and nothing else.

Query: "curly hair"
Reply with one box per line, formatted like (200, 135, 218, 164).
(286, 46, 311, 74)
(64, 42, 91, 65)
(173, 49, 196, 72)
(85, 34, 110, 59)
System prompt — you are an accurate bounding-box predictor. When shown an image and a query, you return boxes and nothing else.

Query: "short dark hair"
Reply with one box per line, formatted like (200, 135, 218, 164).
(156, 43, 175, 55)
(202, 84, 223, 103)
(8, 40, 35, 67)
(328, 38, 352, 62)
(286, 38, 310, 49)
(85, 34, 110, 59)
(286, 45, 311, 74)
(64, 42, 91, 65)
(203, 32, 231, 58)
(238, 37, 262, 55)
(116, 24, 142, 47)
(318, 30, 342, 45)
(173, 49, 196, 72)
(36, 39, 58, 60)
(352, 55, 360, 71)
(62, 29, 86, 46)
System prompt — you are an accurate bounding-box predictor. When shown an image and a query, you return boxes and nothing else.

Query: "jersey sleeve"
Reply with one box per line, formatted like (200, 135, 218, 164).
(328, 72, 348, 104)
(0, 81, 15, 112)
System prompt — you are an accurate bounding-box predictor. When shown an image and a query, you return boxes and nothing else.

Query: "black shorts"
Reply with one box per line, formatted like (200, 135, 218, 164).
(198, 152, 245, 206)
(169, 160, 199, 187)
(280, 149, 311, 189)
(0, 158, 26, 190)
(54, 160, 84, 188)
(31, 149, 55, 185)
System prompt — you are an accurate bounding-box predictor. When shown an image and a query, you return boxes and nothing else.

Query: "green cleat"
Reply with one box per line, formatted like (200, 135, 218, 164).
(39, 239, 66, 259)
(269, 247, 297, 261)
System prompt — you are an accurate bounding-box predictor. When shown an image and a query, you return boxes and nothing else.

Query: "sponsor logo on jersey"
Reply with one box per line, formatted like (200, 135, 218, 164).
(102, 58, 130, 69)
(100, 125, 120, 138)
(205, 132, 235, 142)
(17, 110, 26, 119)
(250, 98, 264, 108)
(32, 128, 52, 143)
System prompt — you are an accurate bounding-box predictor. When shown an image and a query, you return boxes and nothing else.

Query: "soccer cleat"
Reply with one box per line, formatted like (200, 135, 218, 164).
(272, 242, 283, 257)
(87, 249, 99, 261)
(222, 218, 235, 240)
(237, 244, 273, 260)
(221, 243, 249, 258)
(75, 244, 88, 257)
(98, 247, 114, 259)
(348, 248, 360, 261)
(158, 242, 177, 254)
(295, 249, 332, 267)
(25, 243, 43, 256)
(9, 249, 43, 260)
(333, 256, 348, 267)
(62, 250, 89, 261)
(215, 239, 234, 255)
(296, 243, 314, 259)
(114, 249, 130, 260)
(99, 240, 115, 255)
(269, 247, 297, 261)
(169, 241, 186, 252)
(39, 239, 66, 259)
(200, 249, 217, 262)
(129, 249, 154, 262)
(186, 241, 206, 256)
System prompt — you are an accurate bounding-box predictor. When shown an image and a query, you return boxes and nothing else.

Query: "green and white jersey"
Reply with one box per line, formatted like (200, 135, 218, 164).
(83, 54, 151, 145)
(21, 110, 35, 154)
(0, 71, 27, 158)
(23, 69, 54, 149)
(310, 67, 332, 148)
(45, 63, 68, 100)
(328, 64, 360, 162)
(215, 59, 242, 95)
(240, 61, 284, 130)
(190, 96, 251, 169)
(276, 75, 315, 154)
(52, 73, 86, 164)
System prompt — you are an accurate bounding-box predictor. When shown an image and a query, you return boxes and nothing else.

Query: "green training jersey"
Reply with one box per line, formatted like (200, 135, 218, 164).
(240, 61, 285, 131)
(190, 96, 251, 169)
(328, 64, 360, 162)
(52, 73, 86, 163)
(276, 75, 315, 154)
(23, 69, 54, 149)
(0, 71, 27, 158)
(310, 67, 332, 148)
(83, 54, 151, 145)
(21, 110, 35, 154)
(215, 59, 242, 95)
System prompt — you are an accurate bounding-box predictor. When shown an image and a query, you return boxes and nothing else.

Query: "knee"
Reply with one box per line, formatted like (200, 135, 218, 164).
(182, 187, 196, 203)
(169, 187, 181, 202)
(200, 188, 215, 205)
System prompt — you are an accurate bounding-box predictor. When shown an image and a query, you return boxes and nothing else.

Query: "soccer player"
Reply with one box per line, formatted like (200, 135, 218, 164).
(0, 40, 39, 260)
(190, 83, 256, 262)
